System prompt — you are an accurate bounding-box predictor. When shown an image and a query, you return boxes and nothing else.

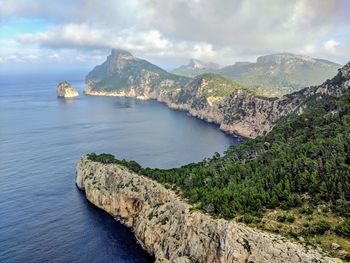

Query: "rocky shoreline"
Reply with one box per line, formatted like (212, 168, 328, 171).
(76, 156, 340, 263)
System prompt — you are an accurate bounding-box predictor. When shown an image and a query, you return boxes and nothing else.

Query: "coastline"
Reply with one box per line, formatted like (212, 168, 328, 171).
(76, 156, 340, 263)
(83, 88, 251, 138)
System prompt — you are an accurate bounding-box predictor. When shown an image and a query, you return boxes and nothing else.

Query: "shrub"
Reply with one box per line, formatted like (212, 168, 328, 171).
(241, 214, 254, 224)
(303, 220, 331, 236)
(334, 200, 350, 217)
(286, 215, 296, 223)
(288, 231, 299, 238)
(299, 206, 314, 215)
(277, 214, 287, 223)
(87, 153, 117, 164)
(277, 214, 295, 223)
(335, 219, 350, 238)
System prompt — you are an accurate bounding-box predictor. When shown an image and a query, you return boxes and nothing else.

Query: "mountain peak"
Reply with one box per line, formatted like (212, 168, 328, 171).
(189, 58, 206, 69)
(256, 53, 316, 65)
(172, 59, 221, 77)
(110, 49, 134, 59)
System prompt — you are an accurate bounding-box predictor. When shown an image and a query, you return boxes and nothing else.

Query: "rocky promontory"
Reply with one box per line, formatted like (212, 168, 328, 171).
(76, 156, 340, 263)
(56, 80, 79, 98)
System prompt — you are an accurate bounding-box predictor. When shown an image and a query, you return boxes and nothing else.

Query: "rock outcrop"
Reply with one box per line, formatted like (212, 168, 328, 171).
(56, 80, 79, 98)
(76, 156, 341, 263)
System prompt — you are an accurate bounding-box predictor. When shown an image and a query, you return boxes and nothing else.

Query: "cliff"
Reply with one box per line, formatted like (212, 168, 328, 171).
(76, 156, 340, 263)
(84, 50, 349, 138)
(56, 80, 79, 98)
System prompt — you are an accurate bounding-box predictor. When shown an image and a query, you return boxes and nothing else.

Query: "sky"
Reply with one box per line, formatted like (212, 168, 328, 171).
(0, 0, 349, 71)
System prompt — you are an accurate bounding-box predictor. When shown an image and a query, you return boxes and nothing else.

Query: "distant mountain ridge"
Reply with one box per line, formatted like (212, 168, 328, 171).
(172, 53, 341, 96)
(220, 53, 341, 90)
(171, 58, 221, 77)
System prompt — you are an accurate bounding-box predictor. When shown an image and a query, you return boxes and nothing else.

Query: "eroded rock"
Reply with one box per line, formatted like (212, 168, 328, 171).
(56, 80, 79, 98)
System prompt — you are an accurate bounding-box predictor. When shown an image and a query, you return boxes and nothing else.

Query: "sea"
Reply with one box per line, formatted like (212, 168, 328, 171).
(0, 71, 239, 262)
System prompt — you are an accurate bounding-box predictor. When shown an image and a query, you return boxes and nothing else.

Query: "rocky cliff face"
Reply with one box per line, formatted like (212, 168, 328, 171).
(76, 157, 340, 263)
(56, 80, 79, 98)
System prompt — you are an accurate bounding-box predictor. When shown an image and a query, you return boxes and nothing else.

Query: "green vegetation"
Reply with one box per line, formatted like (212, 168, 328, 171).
(276, 214, 295, 223)
(196, 73, 248, 97)
(94, 75, 129, 91)
(218, 54, 341, 96)
(250, 206, 350, 259)
(124, 90, 350, 220)
(336, 219, 350, 238)
(87, 87, 350, 259)
(173, 54, 341, 97)
(87, 153, 142, 173)
(87, 49, 190, 93)
(172, 73, 260, 106)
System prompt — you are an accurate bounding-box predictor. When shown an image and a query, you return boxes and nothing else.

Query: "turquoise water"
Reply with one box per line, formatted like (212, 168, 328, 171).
(0, 71, 239, 262)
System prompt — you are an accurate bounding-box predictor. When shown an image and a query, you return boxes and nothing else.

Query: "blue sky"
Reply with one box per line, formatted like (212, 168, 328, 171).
(0, 0, 349, 71)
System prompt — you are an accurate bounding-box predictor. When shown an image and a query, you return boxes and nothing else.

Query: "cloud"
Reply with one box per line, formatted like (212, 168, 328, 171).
(324, 40, 340, 52)
(1, 0, 349, 67)
(48, 53, 60, 60)
(16, 23, 220, 62)
(143, 0, 339, 51)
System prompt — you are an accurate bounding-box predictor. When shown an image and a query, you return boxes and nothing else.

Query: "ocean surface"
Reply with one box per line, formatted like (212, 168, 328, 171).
(0, 71, 239, 262)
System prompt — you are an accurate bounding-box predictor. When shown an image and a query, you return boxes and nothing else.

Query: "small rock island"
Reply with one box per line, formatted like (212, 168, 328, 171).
(56, 80, 79, 98)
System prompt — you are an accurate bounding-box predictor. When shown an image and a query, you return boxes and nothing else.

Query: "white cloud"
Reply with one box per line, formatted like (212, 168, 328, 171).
(324, 40, 340, 52)
(1, 0, 349, 67)
(15, 23, 221, 63)
(49, 53, 60, 60)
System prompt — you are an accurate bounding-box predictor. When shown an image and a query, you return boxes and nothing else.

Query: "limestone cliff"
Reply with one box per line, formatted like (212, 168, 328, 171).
(56, 80, 79, 98)
(76, 157, 340, 263)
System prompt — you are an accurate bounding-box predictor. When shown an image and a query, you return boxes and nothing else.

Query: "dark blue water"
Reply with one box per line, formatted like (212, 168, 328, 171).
(0, 71, 238, 263)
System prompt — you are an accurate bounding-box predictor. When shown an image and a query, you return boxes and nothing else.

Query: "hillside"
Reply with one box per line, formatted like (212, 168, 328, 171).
(218, 53, 341, 96)
(88, 61, 350, 260)
(170, 73, 249, 105)
(171, 53, 341, 97)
